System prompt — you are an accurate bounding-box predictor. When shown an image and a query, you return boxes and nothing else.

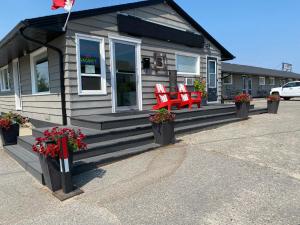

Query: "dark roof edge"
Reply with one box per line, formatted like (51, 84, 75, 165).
(0, 22, 26, 49)
(222, 62, 300, 78)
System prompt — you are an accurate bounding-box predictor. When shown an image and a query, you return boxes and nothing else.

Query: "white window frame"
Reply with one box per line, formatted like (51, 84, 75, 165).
(0, 65, 10, 92)
(108, 34, 143, 113)
(223, 73, 232, 85)
(175, 52, 200, 76)
(269, 77, 275, 85)
(259, 76, 265, 86)
(30, 47, 50, 95)
(76, 33, 107, 95)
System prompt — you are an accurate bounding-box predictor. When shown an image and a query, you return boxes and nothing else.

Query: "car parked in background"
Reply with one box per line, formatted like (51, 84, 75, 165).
(270, 81, 300, 100)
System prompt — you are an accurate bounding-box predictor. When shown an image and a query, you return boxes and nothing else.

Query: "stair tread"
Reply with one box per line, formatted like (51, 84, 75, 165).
(33, 124, 152, 137)
(176, 111, 236, 122)
(86, 132, 154, 150)
(74, 143, 160, 167)
(4, 145, 42, 173)
(175, 117, 242, 132)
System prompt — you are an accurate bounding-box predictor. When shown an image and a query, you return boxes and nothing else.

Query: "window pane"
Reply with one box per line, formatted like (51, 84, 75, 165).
(177, 55, 197, 74)
(115, 43, 136, 73)
(209, 61, 216, 73)
(209, 73, 216, 88)
(35, 58, 50, 92)
(81, 76, 101, 90)
(80, 39, 101, 74)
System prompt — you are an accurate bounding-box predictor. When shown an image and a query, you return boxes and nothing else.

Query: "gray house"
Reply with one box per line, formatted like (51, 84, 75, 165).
(0, 0, 234, 126)
(222, 62, 300, 99)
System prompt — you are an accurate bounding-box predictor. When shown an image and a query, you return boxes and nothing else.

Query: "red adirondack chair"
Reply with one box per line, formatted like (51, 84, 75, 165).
(153, 84, 181, 111)
(178, 84, 202, 109)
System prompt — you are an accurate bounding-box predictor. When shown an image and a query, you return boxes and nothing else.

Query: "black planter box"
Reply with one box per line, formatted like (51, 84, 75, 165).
(267, 101, 280, 114)
(152, 122, 175, 146)
(39, 155, 62, 192)
(235, 102, 250, 119)
(0, 123, 20, 146)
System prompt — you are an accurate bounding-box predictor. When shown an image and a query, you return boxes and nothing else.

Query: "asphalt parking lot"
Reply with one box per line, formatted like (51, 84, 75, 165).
(1, 99, 300, 225)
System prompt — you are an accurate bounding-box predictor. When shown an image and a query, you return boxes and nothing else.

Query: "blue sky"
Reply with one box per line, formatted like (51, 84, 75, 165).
(0, 0, 299, 72)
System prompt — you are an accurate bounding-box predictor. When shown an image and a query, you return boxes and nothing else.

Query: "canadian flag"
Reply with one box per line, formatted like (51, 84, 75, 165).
(52, 0, 75, 12)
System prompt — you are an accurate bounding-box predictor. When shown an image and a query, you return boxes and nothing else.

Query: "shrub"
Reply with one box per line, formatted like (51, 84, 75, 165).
(267, 95, 280, 102)
(234, 93, 251, 103)
(0, 112, 28, 129)
(149, 108, 175, 124)
(194, 79, 207, 98)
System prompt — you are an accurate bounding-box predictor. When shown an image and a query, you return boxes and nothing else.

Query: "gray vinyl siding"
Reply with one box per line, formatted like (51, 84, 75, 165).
(0, 35, 68, 125)
(65, 3, 222, 116)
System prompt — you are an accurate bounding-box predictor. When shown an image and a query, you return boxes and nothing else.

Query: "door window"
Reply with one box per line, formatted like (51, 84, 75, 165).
(115, 42, 137, 108)
(208, 60, 216, 88)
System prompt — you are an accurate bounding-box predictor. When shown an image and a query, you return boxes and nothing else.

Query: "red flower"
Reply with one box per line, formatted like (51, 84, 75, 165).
(32, 127, 87, 158)
(234, 93, 252, 103)
(0, 118, 11, 130)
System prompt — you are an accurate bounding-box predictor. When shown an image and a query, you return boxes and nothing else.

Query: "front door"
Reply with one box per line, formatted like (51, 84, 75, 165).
(12, 59, 22, 110)
(111, 38, 142, 112)
(207, 58, 218, 102)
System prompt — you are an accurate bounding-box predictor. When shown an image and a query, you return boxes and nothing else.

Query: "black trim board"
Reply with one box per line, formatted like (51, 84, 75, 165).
(117, 14, 204, 48)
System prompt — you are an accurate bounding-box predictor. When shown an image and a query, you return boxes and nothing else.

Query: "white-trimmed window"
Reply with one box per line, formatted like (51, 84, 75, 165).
(30, 47, 50, 94)
(269, 77, 275, 85)
(76, 34, 106, 95)
(176, 53, 200, 75)
(223, 73, 232, 85)
(0, 66, 10, 91)
(259, 76, 265, 85)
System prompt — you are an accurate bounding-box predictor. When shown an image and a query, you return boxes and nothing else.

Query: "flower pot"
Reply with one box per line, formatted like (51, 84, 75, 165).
(0, 123, 20, 146)
(202, 98, 208, 106)
(235, 102, 250, 119)
(267, 101, 280, 114)
(152, 121, 175, 146)
(39, 155, 62, 192)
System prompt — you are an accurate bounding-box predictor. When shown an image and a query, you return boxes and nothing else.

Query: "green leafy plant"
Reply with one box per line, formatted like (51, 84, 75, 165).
(149, 108, 175, 124)
(0, 112, 29, 129)
(194, 79, 207, 98)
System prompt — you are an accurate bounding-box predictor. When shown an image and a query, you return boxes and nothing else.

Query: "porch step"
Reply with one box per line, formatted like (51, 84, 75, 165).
(18, 135, 37, 154)
(33, 124, 152, 144)
(249, 107, 268, 115)
(74, 132, 154, 160)
(73, 143, 161, 174)
(69, 104, 247, 130)
(71, 114, 149, 130)
(3, 145, 44, 184)
(175, 117, 243, 135)
(175, 111, 236, 127)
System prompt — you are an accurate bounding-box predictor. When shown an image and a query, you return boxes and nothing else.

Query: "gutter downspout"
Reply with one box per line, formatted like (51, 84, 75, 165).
(19, 24, 67, 126)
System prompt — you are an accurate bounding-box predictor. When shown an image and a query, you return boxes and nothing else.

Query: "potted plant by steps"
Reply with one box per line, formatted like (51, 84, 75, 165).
(267, 95, 280, 114)
(234, 93, 251, 119)
(32, 127, 87, 192)
(149, 108, 176, 146)
(0, 112, 29, 146)
(194, 79, 208, 106)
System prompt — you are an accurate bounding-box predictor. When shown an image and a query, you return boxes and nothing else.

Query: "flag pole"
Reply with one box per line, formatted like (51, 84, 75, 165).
(62, 8, 72, 31)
